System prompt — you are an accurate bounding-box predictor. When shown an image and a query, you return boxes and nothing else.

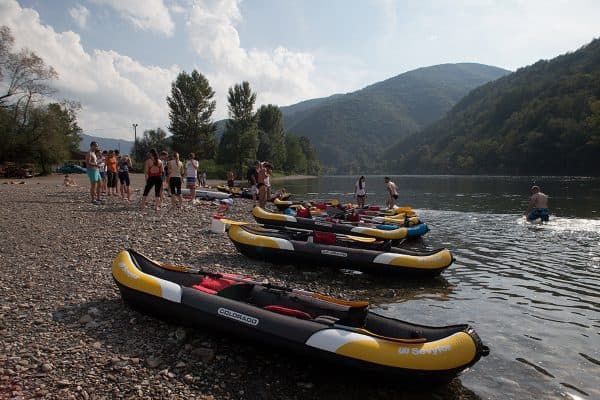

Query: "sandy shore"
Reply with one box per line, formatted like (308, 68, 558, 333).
(0, 174, 477, 399)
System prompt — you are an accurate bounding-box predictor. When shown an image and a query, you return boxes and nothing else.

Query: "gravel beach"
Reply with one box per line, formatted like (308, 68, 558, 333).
(0, 174, 478, 399)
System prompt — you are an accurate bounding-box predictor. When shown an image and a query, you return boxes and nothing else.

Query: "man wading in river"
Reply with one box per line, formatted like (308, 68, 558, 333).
(526, 185, 550, 222)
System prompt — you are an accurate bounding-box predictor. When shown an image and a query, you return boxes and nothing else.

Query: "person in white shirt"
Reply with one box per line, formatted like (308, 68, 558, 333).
(354, 176, 367, 208)
(185, 153, 199, 200)
(168, 152, 185, 209)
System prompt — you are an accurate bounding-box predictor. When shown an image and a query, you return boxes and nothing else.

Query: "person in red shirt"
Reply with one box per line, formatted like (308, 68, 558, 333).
(140, 149, 164, 212)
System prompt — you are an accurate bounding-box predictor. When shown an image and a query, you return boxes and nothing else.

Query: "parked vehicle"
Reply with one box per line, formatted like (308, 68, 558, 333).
(1, 164, 34, 178)
(56, 164, 87, 174)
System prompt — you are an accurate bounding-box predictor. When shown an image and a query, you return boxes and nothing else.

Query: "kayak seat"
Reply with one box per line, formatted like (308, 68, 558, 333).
(263, 305, 312, 319)
(216, 283, 255, 301)
(248, 286, 367, 328)
(313, 231, 336, 245)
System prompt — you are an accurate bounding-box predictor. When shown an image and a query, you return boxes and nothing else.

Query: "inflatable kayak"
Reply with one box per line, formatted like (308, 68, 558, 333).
(216, 185, 243, 196)
(112, 249, 489, 379)
(181, 188, 232, 200)
(227, 224, 452, 276)
(241, 189, 291, 202)
(253, 207, 428, 241)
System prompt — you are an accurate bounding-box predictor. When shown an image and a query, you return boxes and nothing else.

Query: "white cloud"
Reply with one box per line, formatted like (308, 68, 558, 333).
(0, 0, 179, 139)
(185, 0, 325, 117)
(68, 4, 90, 29)
(91, 0, 175, 36)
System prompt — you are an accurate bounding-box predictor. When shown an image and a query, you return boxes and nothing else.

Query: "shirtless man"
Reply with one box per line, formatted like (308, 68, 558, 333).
(384, 176, 398, 209)
(526, 185, 550, 222)
(257, 162, 268, 208)
(85, 142, 101, 204)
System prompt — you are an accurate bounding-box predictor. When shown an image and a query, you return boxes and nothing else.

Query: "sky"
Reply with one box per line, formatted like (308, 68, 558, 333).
(1, 0, 599, 141)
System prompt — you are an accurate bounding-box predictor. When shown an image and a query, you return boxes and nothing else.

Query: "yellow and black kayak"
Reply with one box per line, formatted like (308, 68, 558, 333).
(227, 224, 452, 276)
(112, 249, 488, 380)
(216, 184, 243, 196)
(253, 206, 428, 241)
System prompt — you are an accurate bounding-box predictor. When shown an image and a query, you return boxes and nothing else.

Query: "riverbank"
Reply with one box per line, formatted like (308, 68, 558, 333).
(0, 175, 477, 399)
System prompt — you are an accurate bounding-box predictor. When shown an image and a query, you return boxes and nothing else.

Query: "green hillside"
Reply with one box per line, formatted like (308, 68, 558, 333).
(385, 38, 600, 176)
(281, 63, 509, 173)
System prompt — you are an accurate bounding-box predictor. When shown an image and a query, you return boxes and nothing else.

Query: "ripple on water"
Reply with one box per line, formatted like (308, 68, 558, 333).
(384, 208, 600, 399)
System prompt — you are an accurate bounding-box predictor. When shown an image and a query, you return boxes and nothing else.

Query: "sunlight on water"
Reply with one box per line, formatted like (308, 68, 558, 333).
(517, 215, 600, 233)
(279, 176, 600, 399)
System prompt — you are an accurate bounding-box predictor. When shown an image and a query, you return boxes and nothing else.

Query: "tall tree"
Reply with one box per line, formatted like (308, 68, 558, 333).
(133, 128, 171, 161)
(0, 26, 81, 173)
(283, 134, 307, 173)
(0, 26, 57, 122)
(256, 104, 286, 168)
(167, 70, 217, 159)
(217, 81, 258, 176)
(298, 136, 321, 175)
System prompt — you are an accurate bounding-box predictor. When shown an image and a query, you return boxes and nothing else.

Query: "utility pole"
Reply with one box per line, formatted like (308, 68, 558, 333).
(132, 123, 138, 161)
(132, 123, 138, 143)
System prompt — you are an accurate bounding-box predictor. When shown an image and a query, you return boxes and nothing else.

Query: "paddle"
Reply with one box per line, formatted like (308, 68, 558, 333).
(220, 219, 377, 243)
(332, 324, 427, 343)
(158, 262, 369, 308)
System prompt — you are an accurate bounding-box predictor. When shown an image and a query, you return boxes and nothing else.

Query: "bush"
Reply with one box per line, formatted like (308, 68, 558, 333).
(198, 159, 226, 180)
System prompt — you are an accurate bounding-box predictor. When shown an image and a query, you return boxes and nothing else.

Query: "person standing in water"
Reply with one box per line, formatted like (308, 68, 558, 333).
(526, 185, 550, 222)
(354, 176, 367, 208)
(384, 176, 398, 209)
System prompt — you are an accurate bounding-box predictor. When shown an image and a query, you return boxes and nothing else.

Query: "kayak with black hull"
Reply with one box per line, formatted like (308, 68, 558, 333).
(112, 249, 489, 380)
(253, 206, 429, 241)
(227, 224, 453, 276)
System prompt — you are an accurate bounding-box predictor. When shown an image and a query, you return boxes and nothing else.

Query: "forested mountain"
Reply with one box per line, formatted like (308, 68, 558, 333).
(280, 63, 509, 173)
(79, 133, 133, 155)
(384, 38, 600, 176)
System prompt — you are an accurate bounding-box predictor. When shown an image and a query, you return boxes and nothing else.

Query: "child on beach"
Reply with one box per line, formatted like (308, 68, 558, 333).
(63, 174, 77, 187)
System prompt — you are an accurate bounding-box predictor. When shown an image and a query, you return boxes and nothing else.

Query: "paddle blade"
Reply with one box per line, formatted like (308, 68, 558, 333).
(342, 234, 376, 243)
(311, 293, 369, 308)
(219, 219, 250, 226)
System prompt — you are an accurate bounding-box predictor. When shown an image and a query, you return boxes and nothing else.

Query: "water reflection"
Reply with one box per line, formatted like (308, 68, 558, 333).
(275, 176, 600, 399)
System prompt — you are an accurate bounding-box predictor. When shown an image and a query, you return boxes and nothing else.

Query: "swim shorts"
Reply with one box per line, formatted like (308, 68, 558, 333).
(527, 208, 550, 222)
(87, 168, 101, 183)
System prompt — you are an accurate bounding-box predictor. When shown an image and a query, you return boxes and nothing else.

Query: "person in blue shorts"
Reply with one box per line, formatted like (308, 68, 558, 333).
(526, 185, 550, 222)
(85, 141, 102, 204)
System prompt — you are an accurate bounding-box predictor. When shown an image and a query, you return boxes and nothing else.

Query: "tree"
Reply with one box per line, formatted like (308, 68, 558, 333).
(0, 26, 81, 173)
(133, 128, 170, 161)
(256, 104, 286, 168)
(283, 134, 307, 173)
(0, 26, 58, 127)
(29, 102, 82, 174)
(217, 81, 258, 176)
(167, 70, 217, 159)
(298, 136, 321, 175)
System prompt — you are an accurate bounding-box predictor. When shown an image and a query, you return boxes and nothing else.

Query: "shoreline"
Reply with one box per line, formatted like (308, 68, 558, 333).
(0, 177, 477, 399)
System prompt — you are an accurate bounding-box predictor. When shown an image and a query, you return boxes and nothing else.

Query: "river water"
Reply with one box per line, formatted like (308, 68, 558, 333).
(277, 175, 600, 400)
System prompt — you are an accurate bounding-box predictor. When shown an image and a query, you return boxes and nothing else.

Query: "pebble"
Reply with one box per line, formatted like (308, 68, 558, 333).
(40, 363, 53, 372)
(0, 175, 471, 399)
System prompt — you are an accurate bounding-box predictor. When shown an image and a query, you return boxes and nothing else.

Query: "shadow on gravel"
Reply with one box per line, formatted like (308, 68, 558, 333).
(190, 251, 456, 306)
(52, 296, 480, 400)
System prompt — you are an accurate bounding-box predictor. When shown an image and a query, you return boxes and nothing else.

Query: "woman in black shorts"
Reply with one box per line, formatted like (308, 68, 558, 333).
(140, 149, 163, 211)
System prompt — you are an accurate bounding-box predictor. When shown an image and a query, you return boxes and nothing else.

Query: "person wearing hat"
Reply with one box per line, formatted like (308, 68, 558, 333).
(526, 185, 550, 222)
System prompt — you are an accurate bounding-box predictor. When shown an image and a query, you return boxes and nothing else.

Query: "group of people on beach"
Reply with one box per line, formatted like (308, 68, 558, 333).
(85, 141, 133, 204)
(84, 141, 281, 212)
(247, 160, 275, 208)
